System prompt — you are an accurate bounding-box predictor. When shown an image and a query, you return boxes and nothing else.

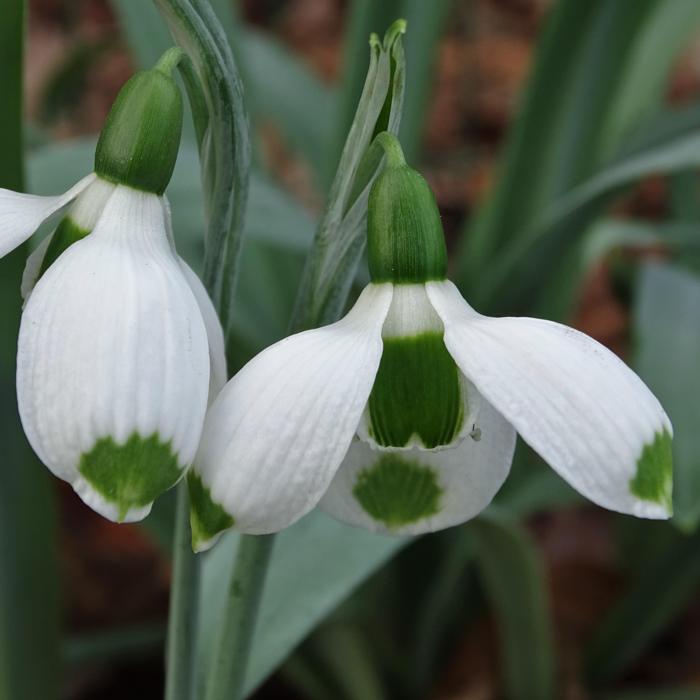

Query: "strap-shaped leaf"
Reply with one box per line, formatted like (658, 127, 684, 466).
(458, 0, 700, 314)
(470, 511, 555, 700)
(0, 2, 60, 698)
(197, 512, 407, 697)
(635, 263, 700, 530)
(585, 522, 700, 686)
(472, 105, 700, 314)
(154, 0, 251, 337)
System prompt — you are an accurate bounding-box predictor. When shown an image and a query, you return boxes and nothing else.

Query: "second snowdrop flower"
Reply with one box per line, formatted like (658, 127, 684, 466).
(191, 132, 672, 550)
(1, 49, 225, 522)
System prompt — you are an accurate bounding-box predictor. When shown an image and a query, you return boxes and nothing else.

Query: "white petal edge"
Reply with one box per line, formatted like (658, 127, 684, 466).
(179, 258, 228, 403)
(73, 476, 152, 523)
(17, 185, 210, 522)
(0, 173, 96, 258)
(320, 382, 516, 535)
(194, 283, 394, 534)
(21, 232, 54, 301)
(160, 196, 227, 404)
(427, 280, 673, 519)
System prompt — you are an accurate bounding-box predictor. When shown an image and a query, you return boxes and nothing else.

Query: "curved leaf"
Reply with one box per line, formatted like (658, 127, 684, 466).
(458, 0, 700, 312)
(197, 512, 407, 697)
(474, 109, 700, 313)
(585, 524, 700, 686)
(470, 511, 555, 700)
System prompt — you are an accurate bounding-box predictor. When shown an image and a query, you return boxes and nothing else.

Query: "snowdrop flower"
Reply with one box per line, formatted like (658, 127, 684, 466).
(190, 132, 672, 550)
(1, 50, 225, 522)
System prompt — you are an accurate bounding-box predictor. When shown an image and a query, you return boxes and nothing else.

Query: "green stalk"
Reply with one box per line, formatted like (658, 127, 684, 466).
(163, 14, 406, 700)
(165, 483, 201, 700)
(153, 1, 252, 697)
(201, 22, 408, 697)
(205, 535, 276, 700)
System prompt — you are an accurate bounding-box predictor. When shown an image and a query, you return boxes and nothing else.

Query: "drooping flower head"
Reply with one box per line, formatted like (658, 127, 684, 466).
(1, 49, 225, 522)
(190, 132, 672, 551)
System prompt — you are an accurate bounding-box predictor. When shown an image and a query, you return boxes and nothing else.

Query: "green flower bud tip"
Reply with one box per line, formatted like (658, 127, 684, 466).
(367, 132, 448, 284)
(94, 48, 185, 195)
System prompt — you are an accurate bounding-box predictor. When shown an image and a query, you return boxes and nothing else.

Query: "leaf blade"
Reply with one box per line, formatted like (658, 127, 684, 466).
(585, 524, 700, 686)
(634, 262, 700, 530)
(470, 511, 555, 700)
(0, 2, 61, 698)
(197, 512, 408, 697)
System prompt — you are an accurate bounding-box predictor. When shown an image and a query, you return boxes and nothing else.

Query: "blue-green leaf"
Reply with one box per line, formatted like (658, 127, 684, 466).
(470, 511, 555, 700)
(0, 2, 60, 698)
(197, 512, 407, 697)
(634, 262, 700, 531)
(473, 110, 700, 314)
(585, 523, 700, 686)
(458, 0, 700, 315)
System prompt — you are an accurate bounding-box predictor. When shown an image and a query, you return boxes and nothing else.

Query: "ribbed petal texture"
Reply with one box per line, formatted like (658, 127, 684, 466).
(17, 185, 210, 521)
(427, 280, 673, 519)
(193, 283, 393, 534)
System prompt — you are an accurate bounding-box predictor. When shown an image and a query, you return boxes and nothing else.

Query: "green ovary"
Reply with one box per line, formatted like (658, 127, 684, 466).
(188, 471, 234, 549)
(368, 332, 464, 449)
(629, 429, 673, 510)
(353, 453, 443, 527)
(79, 432, 183, 520)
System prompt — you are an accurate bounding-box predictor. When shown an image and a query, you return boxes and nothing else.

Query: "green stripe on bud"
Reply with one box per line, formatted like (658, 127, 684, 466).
(368, 332, 464, 449)
(188, 472, 235, 551)
(367, 133, 447, 283)
(95, 48, 184, 195)
(353, 453, 442, 527)
(630, 429, 673, 511)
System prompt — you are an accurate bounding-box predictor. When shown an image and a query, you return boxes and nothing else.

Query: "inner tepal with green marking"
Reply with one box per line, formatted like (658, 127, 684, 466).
(353, 453, 443, 528)
(363, 132, 467, 452)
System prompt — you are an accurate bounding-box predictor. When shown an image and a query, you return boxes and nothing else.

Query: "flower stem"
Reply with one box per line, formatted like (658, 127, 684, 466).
(374, 131, 406, 168)
(205, 534, 276, 700)
(165, 482, 201, 700)
(155, 46, 187, 76)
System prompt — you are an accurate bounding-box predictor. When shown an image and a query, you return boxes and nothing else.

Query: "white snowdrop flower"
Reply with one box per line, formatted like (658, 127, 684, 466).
(1, 50, 225, 522)
(190, 133, 671, 551)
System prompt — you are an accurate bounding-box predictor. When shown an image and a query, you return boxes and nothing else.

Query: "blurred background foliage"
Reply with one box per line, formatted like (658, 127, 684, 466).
(3, 0, 700, 697)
